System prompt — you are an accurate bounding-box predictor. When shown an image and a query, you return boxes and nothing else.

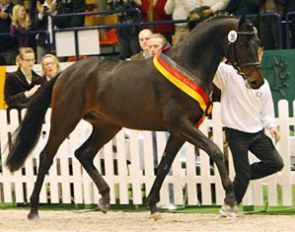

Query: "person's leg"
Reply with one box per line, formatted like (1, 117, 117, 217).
(270, 18, 281, 49)
(259, 17, 275, 50)
(249, 131, 284, 180)
(129, 27, 140, 55)
(117, 27, 132, 59)
(225, 128, 252, 204)
(36, 46, 47, 63)
(2, 48, 18, 65)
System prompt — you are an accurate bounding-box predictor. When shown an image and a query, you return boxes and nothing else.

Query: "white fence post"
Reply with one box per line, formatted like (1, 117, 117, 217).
(0, 100, 294, 207)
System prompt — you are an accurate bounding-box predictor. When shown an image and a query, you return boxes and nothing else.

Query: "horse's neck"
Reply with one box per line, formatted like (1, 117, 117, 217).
(169, 42, 223, 89)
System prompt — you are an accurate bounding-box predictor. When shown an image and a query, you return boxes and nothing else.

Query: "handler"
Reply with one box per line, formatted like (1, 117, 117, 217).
(213, 60, 284, 210)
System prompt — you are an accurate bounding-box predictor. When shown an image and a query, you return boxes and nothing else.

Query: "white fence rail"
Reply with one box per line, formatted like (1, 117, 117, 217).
(0, 100, 294, 207)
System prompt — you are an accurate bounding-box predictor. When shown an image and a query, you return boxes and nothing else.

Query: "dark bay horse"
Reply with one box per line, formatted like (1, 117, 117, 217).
(5, 15, 264, 220)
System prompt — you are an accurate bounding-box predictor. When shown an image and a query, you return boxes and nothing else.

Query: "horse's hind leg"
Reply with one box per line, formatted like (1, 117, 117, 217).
(74, 121, 121, 213)
(146, 135, 185, 220)
(28, 132, 77, 220)
(28, 109, 83, 220)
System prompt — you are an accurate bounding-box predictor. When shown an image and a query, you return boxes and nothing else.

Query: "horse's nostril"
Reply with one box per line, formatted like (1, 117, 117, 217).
(249, 79, 264, 89)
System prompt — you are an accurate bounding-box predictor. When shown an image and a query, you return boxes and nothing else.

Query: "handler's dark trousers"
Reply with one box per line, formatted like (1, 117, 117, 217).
(225, 128, 284, 204)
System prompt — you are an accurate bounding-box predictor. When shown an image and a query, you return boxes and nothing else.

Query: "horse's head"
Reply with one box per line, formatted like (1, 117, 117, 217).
(225, 16, 264, 89)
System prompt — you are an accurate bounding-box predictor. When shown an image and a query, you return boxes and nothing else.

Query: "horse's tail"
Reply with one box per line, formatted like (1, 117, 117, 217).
(5, 76, 58, 172)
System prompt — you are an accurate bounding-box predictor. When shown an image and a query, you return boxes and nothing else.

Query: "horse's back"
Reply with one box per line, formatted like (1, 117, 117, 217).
(51, 56, 167, 129)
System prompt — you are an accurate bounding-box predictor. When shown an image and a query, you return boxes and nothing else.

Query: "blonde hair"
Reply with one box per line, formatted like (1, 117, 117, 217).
(149, 33, 167, 43)
(41, 54, 61, 76)
(11, 4, 31, 30)
(18, 47, 35, 59)
(15, 55, 20, 67)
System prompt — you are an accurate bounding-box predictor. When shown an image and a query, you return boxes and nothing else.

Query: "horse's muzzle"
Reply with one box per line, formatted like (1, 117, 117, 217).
(243, 68, 265, 89)
(247, 79, 265, 89)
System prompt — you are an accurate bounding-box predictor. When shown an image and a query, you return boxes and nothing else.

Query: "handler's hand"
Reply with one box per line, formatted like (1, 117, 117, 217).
(269, 127, 280, 143)
(201, 9, 213, 18)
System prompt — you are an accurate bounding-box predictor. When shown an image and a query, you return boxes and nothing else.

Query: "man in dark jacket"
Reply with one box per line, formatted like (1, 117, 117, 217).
(0, 0, 18, 65)
(226, 0, 260, 15)
(4, 47, 44, 110)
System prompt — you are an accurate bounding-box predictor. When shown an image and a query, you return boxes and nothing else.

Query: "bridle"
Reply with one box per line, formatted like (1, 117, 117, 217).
(225, 28, 261, 80)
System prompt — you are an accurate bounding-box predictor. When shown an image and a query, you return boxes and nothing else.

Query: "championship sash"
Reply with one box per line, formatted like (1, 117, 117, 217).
(153, 53, 212, 127)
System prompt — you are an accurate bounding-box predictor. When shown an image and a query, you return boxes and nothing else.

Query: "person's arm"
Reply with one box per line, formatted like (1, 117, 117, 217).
(202, 0, 229, 18)
(4, 75, 27, 108)
(180, 0, 201, 13)
(164, 0, 174, 15)
(9, 23, 17, 37)
(260, 81, 280, 142)
(213, 62, 228, 91)
(210, 0, 229, 13)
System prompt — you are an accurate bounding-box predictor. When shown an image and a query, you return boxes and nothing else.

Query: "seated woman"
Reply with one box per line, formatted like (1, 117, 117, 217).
(40, 53, 61, 81)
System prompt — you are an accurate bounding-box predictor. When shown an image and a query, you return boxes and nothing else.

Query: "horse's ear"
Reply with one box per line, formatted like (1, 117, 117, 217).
(248, 16, 260, 29)
(238, 15, 247, 27)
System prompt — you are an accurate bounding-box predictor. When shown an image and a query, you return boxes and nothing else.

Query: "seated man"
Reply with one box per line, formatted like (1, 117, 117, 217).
(147, 33, 171, 57)
(130, 28, 152, 60)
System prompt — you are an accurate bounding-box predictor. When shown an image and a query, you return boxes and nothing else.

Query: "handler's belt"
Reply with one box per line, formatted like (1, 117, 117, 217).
(153, 52, 213, 127)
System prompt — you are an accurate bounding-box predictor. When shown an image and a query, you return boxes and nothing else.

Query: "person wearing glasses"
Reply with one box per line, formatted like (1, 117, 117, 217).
(4, 47, 44, 110)
(40, 53, 61, 81)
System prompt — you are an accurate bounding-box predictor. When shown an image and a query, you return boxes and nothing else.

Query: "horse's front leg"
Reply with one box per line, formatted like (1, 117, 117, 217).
(146, 135, 184, 220)
(178, 121, 237, 213)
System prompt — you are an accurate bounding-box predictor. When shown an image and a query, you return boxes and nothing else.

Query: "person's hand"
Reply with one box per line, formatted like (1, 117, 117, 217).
(0, 11, 8, 19)
(135, 0, 142, 6)
(37, 1, 44, 14)
(269, 127, 280, 143)
(201, 9, 213, 18)
(51, 2, 57, 13)
(25, 84, 41, 98)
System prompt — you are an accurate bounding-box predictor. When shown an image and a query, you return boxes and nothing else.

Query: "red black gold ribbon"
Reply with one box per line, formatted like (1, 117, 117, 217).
(153, 53, 212, 127)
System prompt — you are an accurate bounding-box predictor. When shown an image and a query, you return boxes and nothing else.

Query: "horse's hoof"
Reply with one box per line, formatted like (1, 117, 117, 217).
(149, 212, 162, 221)
(98, 198, 109, 214)
(27, 211, 39, 220)
(218, 204, 239, 219)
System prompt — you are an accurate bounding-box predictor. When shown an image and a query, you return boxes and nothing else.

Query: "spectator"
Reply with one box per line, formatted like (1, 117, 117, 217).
(137, 0, 174, 44)
(4, 47, 44, 110)
(40, 53, 61, 81)
(0, 0, 18, 65)
(130, 28, 152, 60)
(164, 0, 195, 44)
(188, 0, 229, 29)
(213, 58, 284, 212)
(35, 0, 58, 63)
(147, 32, 170, 56)
(108, 0, 141, 59)
(10, 4, 36, 49)
(226, 0, 260, 15)
(259, 0, 285, 50)
(54, 0, 86, 28)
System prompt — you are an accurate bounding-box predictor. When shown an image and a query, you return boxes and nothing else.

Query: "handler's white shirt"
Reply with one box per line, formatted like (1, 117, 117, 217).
(213, 62, 277, 133)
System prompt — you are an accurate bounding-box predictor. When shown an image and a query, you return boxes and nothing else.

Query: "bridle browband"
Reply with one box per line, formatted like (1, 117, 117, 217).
(225, 28, 261, 79)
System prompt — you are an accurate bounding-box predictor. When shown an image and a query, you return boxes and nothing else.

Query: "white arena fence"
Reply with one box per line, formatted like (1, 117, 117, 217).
(0, 100, 294, 207)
